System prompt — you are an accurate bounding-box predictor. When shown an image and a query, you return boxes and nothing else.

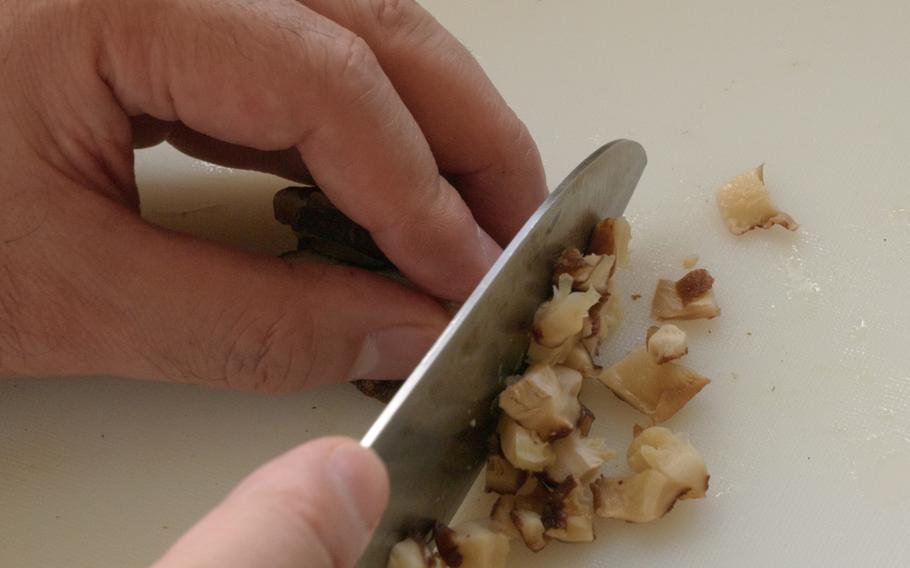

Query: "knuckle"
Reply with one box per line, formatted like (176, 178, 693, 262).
(330, 30, 381, 85)
(221, 310, 315, 393)
(365, 0, 429, 37)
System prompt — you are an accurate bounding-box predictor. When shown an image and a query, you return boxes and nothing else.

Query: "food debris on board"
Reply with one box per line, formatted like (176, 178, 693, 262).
(388, 217, 712, 567)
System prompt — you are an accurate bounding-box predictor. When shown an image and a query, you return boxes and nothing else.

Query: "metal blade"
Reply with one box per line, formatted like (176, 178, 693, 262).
(358, 139, 647, 566)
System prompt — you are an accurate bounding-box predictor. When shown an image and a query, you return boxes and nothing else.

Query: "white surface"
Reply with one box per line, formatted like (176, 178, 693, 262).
(3, 1, 910, 566)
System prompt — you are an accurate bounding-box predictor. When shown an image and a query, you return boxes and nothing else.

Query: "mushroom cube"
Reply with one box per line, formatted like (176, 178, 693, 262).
(545, 431, 616, 484)
(434, 522, 510, 568)
(651, 269, 721, 321)
(598, 346, 710, 423)
(592, 470, 687, 523)
(387, 537, 439, 568)
(716, 164, 798, 235)
(588, 217, 631, 268)
(485, 454, 529, 495)
(628, 426, 709, 499)
(497, 416, 554, 471)
(646, 324, 688, 364)
(499, 365, 582, 441)
(510, 509, 548, 552)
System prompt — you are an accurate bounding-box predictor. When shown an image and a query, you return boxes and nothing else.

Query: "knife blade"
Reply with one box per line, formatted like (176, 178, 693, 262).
(359, 139, 647, 566)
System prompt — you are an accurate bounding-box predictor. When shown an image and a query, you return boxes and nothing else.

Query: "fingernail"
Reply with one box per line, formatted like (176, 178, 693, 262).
(350, 325, 441, 380)
(327, 442, 389, 534)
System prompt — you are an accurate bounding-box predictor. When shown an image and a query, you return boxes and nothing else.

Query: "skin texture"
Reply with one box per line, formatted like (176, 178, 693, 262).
(0, 0, 547, 566)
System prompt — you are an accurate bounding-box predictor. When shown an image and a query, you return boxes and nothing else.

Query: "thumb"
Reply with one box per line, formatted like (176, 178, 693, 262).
(153, 437, 389, 568)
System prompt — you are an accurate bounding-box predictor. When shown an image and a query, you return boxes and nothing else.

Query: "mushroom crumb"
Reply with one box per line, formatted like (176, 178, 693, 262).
(682, 255, 699, 269)
(716, 164, 799, 235)
(652, 268, 721, 320)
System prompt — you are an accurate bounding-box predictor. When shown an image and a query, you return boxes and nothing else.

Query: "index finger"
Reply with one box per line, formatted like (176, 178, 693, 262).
(299, 0, 549, 245)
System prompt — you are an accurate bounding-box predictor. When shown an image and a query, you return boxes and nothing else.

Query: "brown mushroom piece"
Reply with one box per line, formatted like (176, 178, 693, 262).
(553, 248, 615, 294)
(485, 454, 529, 495)
(387, 537, 440, 568)
(498, 365, 582, 441)
(545, 431, 616, 484)
(497, 416, 554, 472)
(542, 477, 596, 543)
(627, 426, 709, 499)
(651, 268, 721, 321)
(598, 346, 710, 423)
(489, 495, 520, 540)
(592, 469, 687, 523)
(528, 274, 601, 364)
(588, 217, 632, 268)
(510, 509, 548, 552)
(646, 324, 688, 364)
(434, 522, 510, 568)
(716, 164, 799, 235)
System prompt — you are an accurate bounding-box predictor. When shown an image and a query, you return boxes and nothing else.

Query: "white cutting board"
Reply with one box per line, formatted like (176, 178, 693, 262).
(2, 1, 909, 566)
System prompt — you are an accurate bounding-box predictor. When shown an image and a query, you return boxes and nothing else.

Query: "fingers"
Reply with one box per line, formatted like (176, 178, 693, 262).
(97, 0, 498, 299)
(153, 437, 388, 568)
(297, 0, 548, 244)
(1, 187, 447, 390)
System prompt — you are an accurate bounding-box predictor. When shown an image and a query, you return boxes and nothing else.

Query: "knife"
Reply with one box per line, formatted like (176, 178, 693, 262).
(358, 139, 647, 567)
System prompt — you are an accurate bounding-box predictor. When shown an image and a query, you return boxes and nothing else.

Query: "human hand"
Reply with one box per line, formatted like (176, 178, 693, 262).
(0, 0, 547, 390)
(152, 437, 390, 568)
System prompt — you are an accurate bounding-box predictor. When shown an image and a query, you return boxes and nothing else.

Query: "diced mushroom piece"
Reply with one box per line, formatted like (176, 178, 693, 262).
(588, 217, 632, 268)
(489, 495, 520, 539)
(387, 537, 438, 568)
(434, 522, 510, 568)
(576, 404, 595, 437)
(682, 255, 699, 269)
(627, 426, 709, 499)
(545, 480, 594, 542)
(546, 431, 616, 484)
(485, 454, 529, 495)
(716, 164, 799, 235)
(651, 269, 721, 321)
(499, 364, 582, 441)
(515, 475, 540, 497)
(592, 470, 687, 523)
(598, 346, 710, 423)
(498, 416, 554, 471)
(553, 248, 615, 294)
(562, 343, 599, 378)
(510, 509, 548, 552)
(581, 283, 624, 357)
(533, 274, 602, 349)
(646, 324, 688, 364)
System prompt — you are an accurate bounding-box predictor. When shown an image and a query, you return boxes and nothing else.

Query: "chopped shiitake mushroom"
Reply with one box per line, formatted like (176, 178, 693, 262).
(510, 508, 548, 552)
(651, 268, 721, 320)
(581, 282, 624, 357)
(592, 469, 687, 523)
(434, 522, 510, 568)
(499, 364, 582, 441)
(387, 537, 440, 568)
(497, 416, 554, 472)
(598, 346, 710, 423)
(546, 431, 616, 484)
(553, 248, 614, 294)
(682, 255, 699, 269)
(485, 454, 529, 495)
(589, 217, 632, 268)
(716, 164, 799, 235)
(563, 343, 599, 378)
(543, 479, 596, 543)
(628, 426, 709, 499)
(489, 495, 520, 540)
(646, 324, 688, 364)
(531, 274, 601, 351)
